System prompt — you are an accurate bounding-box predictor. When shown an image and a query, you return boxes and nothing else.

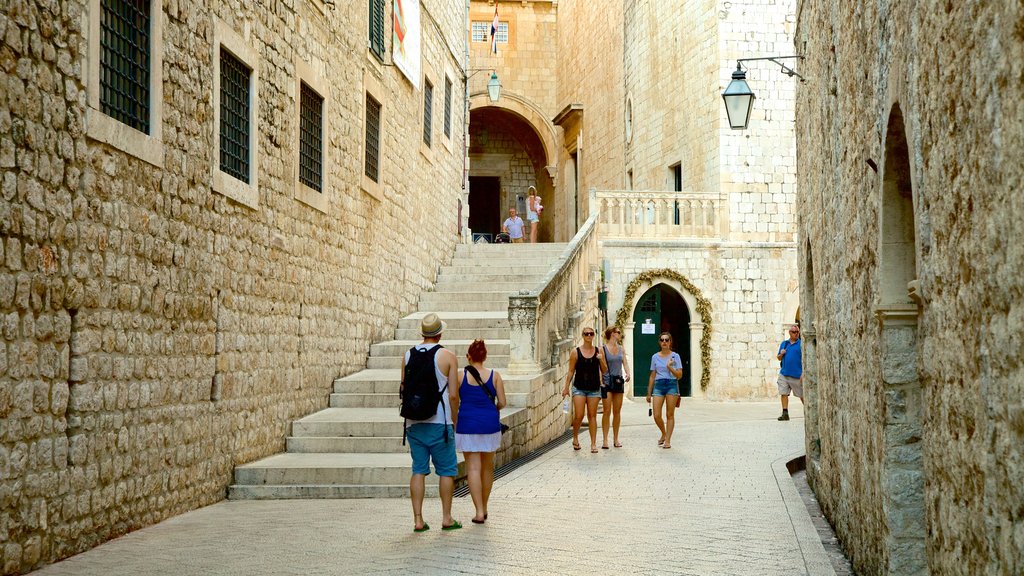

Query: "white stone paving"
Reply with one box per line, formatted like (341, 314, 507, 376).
(32, 400, 833, 576)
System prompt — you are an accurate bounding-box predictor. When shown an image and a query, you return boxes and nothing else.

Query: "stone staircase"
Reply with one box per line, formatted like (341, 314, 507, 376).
(228, 242, 568, 499)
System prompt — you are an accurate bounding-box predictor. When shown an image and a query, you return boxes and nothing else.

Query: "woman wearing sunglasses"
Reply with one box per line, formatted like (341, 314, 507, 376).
(561, 327, 608, 453)
(600, 325, 630, 449)
(647, 332, 683, 449)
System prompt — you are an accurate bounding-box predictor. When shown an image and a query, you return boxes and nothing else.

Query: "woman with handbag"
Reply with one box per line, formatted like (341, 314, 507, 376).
(647, 332, 683, 449)
(600, 325, 630, 449)
(455, 339, 507, 524)
(561, 327, 608, 453)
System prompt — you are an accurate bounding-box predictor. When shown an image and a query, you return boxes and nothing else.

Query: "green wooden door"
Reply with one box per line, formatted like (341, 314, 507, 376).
(632, 289, 661, 396)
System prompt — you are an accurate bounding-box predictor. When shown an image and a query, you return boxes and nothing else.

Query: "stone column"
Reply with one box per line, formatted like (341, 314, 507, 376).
(507, 294, 542, 375)
(689, 321, 704, 397)
(875, 305, 926, 576)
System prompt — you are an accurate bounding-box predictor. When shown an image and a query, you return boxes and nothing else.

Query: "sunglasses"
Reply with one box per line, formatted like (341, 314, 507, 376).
(582, 332, 595, 336)
(659, 338, 670, 342)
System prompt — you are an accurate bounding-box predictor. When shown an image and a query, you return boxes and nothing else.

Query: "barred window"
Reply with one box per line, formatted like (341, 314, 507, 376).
(423, 80, 433, 147)
(100, 0, 151, 133)
(368, 0, 386, 62)
(365, 94, 381, 183)
(443, 77, 453, 139)
(219, 48, 252, 183)
(299, 82, 324, 192)
(471, 22, 488, 43)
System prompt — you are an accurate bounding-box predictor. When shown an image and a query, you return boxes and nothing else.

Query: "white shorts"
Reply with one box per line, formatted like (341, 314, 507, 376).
(777, 375, 803, 397)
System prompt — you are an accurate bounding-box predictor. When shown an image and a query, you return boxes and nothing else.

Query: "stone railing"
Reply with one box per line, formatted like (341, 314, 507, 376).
(507, 213, 600, 375)
(593, 189, 725, 239)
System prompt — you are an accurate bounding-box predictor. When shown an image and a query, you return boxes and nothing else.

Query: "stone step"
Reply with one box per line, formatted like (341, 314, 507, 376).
(291, 408, 406, 437)
(397, 311, 508, 328)
(393, 326, 509, 340)
(332, 370, 538, 394)
(367, 354, 509, 369)
(369, 339, 510, 358)
(439, 264, 554, 276)
(228, 483, 436, 499)
(418, 291, 510, 304)
(414, 300, 509, 312)
(433, 281, 546, 292)
(231, 452, 466, 486)
(329, 391, 529, 408)
(286, 435, 406, 453)
(454, 244, 567, 256)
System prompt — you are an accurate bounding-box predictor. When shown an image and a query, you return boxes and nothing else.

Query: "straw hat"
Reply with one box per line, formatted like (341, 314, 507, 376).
(420, 313, 446, 337)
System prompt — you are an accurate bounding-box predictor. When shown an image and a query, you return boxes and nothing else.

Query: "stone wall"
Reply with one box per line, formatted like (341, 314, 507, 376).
(796, 1, 1024, 574)
(602, 242, 797, 399)
(0, 0, 467, 572)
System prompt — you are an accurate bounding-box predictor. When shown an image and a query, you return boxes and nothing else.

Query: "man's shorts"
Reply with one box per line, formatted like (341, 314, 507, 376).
(407, 423, 457, 477)
(511, 237, 524, 243)
(652, 378, 679, 397)
(777, 375, 803, 398)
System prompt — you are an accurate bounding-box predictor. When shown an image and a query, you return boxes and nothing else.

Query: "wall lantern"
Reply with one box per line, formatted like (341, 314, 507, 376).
(486, 72, 501, 103)
(722, 56, 804, 130)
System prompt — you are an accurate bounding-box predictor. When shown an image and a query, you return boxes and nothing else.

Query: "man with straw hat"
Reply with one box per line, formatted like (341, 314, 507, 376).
(402, 313, 462, 532)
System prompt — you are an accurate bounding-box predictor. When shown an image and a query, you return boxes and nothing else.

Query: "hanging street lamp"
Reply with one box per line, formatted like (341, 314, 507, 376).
(721, 56, 805, 130)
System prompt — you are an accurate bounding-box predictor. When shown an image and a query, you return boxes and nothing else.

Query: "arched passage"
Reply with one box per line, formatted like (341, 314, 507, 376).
(468, 94, 558, 242)
(614, 269, 713, 396)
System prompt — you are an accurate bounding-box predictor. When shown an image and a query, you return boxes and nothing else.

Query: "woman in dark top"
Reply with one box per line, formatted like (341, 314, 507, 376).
(456, 339, 506, 524)
(561, 327, 608, 453)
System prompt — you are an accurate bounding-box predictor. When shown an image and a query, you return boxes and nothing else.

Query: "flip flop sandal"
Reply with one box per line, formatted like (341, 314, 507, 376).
(413, 523, 430, 533)
(614, 442, 623, 448)
(572, 441, 581, 451)
(590, 447, 599, 453)
(442, 520, 463, 531)
(601, 445, 609, 450)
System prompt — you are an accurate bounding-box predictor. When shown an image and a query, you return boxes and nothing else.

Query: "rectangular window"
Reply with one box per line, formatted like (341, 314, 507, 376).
(100, 0, 151, 133)
(423, 80, 433, 147)
(299, 82, 324, 192)
(496, 22, 509, 43)
(443, 77, 453, 139)
(365, 94, 381, 183)
(219, 48, 252, 184)
(368, 0, 386, 61)
(471, 22, 489, 43)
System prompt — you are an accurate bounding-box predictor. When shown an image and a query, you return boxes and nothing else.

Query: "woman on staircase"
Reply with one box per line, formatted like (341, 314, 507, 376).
(455, 339, 507, 524)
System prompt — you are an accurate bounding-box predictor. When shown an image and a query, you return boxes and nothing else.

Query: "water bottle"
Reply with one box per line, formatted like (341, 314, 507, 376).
(562, 398, 570, 414)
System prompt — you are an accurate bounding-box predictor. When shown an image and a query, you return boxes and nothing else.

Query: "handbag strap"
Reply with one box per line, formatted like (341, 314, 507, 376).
(465, 365, 500, 414)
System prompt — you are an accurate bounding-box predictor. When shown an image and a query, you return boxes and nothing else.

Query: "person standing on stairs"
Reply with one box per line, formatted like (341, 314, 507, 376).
(562, 327, 608, 453)
(402, 313, 462, 532)
(526, 185, 540, 243)
(456, 339, 507, 524)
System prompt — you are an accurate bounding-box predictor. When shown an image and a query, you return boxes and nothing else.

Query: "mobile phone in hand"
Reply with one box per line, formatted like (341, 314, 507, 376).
(648, 407, 653, 417)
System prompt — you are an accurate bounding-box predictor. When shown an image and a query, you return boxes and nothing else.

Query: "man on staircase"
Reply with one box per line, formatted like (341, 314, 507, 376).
(402, 313, 462, 532)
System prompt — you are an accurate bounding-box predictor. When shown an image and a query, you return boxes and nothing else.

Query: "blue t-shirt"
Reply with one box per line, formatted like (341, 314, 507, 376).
(778, 339, 802, 378)
(503, 216, 525, 239)
(650, 352, 682, 380)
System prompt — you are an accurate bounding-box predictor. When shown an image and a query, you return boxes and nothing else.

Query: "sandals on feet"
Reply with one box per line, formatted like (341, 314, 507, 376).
(442, 520, 463, 531)
(413, 522, 430, 533)
(614, 442, 623, 448)
(590, 446, 599, 453)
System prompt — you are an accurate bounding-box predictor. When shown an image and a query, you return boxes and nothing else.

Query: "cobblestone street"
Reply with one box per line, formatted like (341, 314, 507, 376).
(33, 400, 831, 576)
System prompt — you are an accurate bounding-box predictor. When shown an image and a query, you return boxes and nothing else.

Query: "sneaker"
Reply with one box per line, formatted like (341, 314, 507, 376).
(777, 412, 790, 421)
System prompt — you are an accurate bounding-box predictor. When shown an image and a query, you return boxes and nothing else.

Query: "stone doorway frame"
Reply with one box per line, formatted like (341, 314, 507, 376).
(614, 269, 713, 395)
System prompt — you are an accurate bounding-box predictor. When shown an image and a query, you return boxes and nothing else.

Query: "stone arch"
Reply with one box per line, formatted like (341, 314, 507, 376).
(876, 101, 926, 575)
(469, 92, 558, 169)
(614, 269, 713, 392)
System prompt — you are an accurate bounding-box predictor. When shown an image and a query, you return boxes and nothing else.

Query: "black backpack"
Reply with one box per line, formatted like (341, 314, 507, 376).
(400, 345, 446, 421)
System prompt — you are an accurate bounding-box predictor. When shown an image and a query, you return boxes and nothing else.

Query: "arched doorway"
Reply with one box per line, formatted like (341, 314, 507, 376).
(630, 283, 692, 397)
(468, 106, 553, 241)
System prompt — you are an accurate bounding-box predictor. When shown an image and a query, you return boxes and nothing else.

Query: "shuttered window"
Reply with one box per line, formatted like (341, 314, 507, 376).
(100, 0, 151, 133)
(368, 0, 385, 62)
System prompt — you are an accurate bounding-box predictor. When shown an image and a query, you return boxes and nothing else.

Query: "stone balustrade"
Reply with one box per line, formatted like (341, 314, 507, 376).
(594, 189, 725, 239)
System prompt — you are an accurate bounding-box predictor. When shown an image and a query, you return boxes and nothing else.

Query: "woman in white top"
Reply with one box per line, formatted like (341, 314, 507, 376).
(647, 332, 683, 449)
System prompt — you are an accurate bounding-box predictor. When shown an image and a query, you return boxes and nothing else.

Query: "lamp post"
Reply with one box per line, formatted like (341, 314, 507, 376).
(721, 56, 804, 130)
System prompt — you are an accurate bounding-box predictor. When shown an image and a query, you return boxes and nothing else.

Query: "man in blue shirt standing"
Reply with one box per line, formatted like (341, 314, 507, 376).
(776, 324, 802, 421)
(502, 207, 526, 243)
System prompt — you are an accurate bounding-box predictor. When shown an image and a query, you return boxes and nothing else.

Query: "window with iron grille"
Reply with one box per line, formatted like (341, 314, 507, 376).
(219, 48, 251, 183)
(368, 0, 386, 62)
(299, 82, 324, 192)
(100, 0, 151, 133)
(365, 94, 381, 182)
(423, 80, 433, 147)
(443, 77, 453, 139)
